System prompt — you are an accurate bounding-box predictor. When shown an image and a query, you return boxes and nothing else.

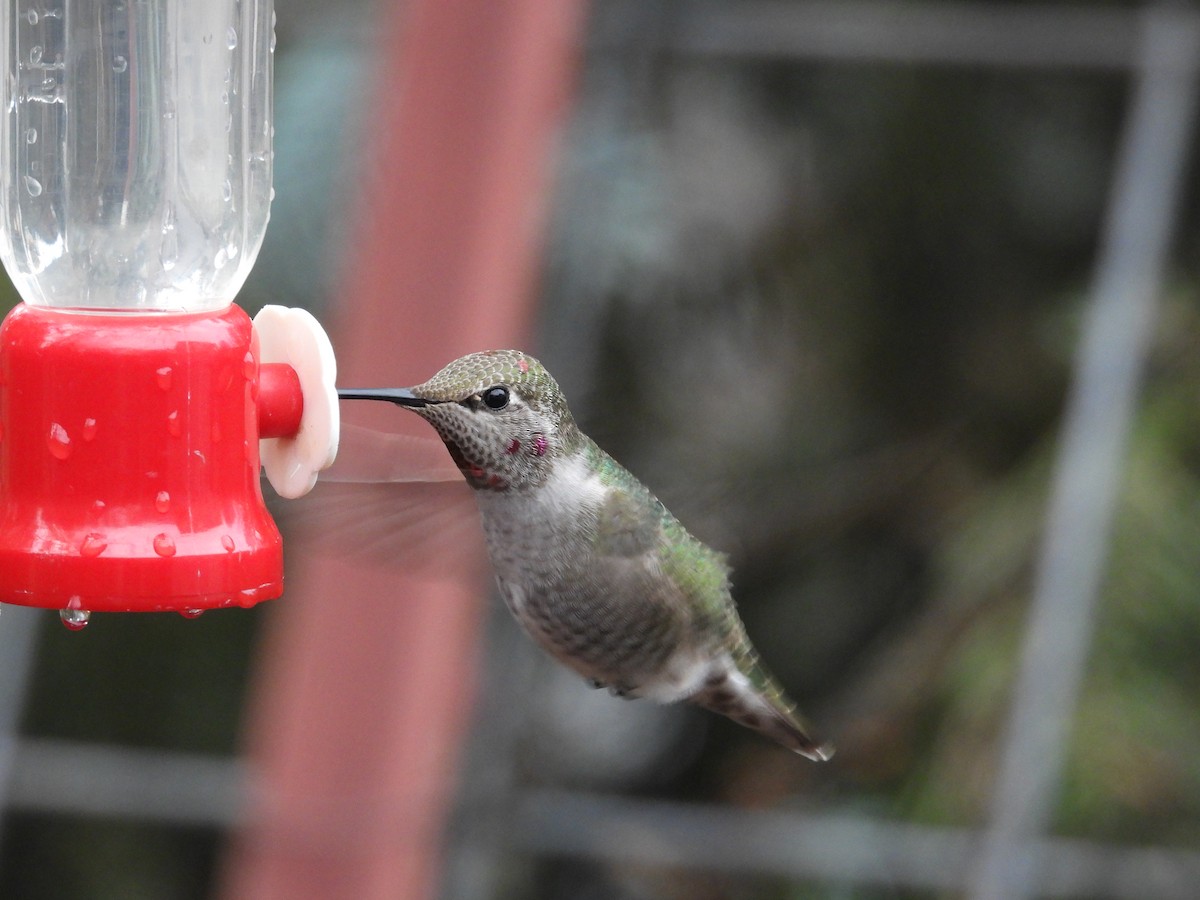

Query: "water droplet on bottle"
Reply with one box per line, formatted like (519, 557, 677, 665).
(47, 422, 70, 459)
(81, 417, 97, 441)
(156, 366, 172, 390)
(79, 533, 107, 558)
(166, 410, 181, 437)
(26, 8, 39, 25)
(221, 179, 232, 202)
(226, 26, 238, 49)
(179, 608, 204, 619)
(24, 127, 36, 144)
(154, 490, 170, 513)
(28, 45, 42, 65)
(112, 55, 127, 73)
(221, 534, 236, 553)
(152, 533, 176, 557)
(60, 607, 90, 631)
(23, 175, 42, 197)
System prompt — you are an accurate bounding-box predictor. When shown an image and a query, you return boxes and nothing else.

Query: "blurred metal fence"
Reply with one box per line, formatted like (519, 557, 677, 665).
(0, 2, 1196, 899)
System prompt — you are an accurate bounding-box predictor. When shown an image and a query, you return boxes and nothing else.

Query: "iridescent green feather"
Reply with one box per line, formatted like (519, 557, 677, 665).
(585, 439, 734, 628)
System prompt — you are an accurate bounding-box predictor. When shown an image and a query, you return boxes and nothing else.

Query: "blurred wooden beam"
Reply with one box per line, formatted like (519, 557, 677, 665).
(590, 0, 1152, 71)
(8, 739, 1200, 898)
(507, 788, 1200, 899)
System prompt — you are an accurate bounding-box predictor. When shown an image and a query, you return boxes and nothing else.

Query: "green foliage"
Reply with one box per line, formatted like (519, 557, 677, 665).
(881, 293, 1200, 846)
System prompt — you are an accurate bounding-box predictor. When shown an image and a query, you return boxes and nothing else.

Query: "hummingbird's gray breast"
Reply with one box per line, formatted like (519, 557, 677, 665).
(475, 451, 709, 692)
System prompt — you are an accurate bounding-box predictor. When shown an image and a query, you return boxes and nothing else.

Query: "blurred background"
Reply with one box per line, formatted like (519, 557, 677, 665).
(2, 0, 1200, 897)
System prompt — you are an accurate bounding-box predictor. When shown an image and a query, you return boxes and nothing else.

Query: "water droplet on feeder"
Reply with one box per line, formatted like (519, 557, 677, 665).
(112, 55, 127, 73)
(81, 417, 97, 441)
(154, 490, 170, 513)
(22, 175, 42, 197)
(156, 366, 172, 390)
(221, 535, 236, 553)
(60, 607, 90, 631)
(47, 422, 71, 459)
(179, 608, 204, 619)
(79, 534, 107, 558)
(152, 533, 176, 557)
(166, 410, 181, 437)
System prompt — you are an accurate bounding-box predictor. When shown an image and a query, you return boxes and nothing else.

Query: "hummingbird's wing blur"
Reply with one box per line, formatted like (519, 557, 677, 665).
(267, 423, 482, 575)
(320, 422, 466, 485)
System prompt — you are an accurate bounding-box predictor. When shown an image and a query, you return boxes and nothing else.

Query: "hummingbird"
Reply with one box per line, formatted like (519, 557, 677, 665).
(339, 349, 833, 761)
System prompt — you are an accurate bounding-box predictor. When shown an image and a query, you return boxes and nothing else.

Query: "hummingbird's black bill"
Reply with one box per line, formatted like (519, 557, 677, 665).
(337, 388, 430, 408)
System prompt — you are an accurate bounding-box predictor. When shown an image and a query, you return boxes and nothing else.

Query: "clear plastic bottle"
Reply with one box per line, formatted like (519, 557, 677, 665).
(0, 0, 274, 310)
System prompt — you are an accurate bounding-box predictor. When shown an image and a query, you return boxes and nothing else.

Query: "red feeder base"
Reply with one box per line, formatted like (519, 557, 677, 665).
(0, 303, 284, 612)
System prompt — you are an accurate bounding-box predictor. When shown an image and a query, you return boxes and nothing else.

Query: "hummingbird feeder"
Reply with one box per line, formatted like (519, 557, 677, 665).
(0, 0, 338, 622)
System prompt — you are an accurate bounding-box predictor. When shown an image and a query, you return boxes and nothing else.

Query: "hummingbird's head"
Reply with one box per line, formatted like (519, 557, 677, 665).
(345, 350, 581, 491)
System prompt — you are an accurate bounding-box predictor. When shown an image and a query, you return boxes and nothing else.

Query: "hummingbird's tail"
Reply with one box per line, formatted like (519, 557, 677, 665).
(691, 661, 834, 762)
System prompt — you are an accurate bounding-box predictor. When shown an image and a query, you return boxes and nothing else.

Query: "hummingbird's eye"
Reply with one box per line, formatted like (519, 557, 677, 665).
(483, 386, 510, 410)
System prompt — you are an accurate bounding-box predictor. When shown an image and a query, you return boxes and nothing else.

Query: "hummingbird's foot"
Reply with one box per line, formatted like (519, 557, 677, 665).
(584, 677, 636, 698)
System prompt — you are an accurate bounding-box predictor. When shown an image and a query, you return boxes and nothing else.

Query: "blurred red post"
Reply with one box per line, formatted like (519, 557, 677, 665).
(218, 1, 587, 898)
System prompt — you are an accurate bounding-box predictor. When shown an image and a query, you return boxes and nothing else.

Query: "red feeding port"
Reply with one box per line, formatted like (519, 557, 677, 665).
(0, 302, 306, 615)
